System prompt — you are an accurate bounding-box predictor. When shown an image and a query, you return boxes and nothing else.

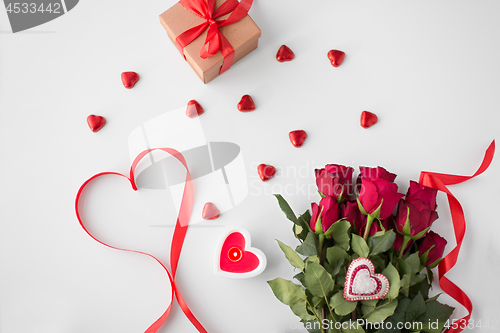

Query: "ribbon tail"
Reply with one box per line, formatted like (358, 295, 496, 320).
(418, 140, 495, 333)
(218, 32, 235, 74)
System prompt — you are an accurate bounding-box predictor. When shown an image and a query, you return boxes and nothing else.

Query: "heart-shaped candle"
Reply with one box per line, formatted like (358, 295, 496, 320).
(216, 227, 266, 278)
(343, 258, 389, 301)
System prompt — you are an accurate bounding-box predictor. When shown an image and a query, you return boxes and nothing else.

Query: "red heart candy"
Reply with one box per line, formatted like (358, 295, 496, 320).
(276, 45, 295, 62)
(257, 164, 276, 182)
(344, 258, 390, 301)
(289, 130, 307, 147)
(218, 230, 264, 275)
(87, 115, 106, 132)
(186, 100, 204, 118)
(202, 202, 220, 220)
(237, 95, 255, 112)
(360, 111, 378, 129)
(121, 71, 139, 89)
(327, 50, 345, 67)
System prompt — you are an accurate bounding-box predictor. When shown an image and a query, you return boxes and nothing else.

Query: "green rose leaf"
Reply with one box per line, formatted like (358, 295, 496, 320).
(369, 229, 396, 256)
(340, 321, 366, 333)
(330, 291, 358, 316)
(363, 299, 399, 323)
(296, 232, 319, 256)
(297, 210, 313, 235)
(267, 277, 315, 321)
(377, 297, 411, 333)
(405, 253, 421, 274)
(415, 300, 454, 333)
(327, 220, 351, 251)
(351, 234, 370, 258)
(405, 292, 427, 322)
(277, 240, 305, 270)
(304, 262, 335, 298)
(326, 245, 349, 267)
(293, 272, 305, 284)
(370, 255, 385, 272)
(274, 194, 298, 224)
(305, 255, 320, 266)
(382, 263, 400, 300)
(410, 273, 427, 287)
(361, 299, 378, 307)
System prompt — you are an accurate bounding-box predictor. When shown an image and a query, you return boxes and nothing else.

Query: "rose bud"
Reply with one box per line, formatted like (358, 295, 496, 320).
(395, 197, 438, 239)
(315, 164, 354, 202)
(310, 196, 340, 233)
(418, 231, 447, 268)
(357, 166, 403, 220)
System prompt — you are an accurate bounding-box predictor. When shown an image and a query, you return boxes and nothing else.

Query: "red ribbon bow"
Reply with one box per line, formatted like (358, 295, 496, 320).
(76, 148, 208, 333)
(419, 140, 495, 333)
(175, 0, 253, 74)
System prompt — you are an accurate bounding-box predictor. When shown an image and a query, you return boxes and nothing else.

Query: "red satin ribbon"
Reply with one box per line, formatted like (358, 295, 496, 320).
(175, 0, 253, 74)
(75, 148, 207, 333)
(419, 140, 495, 333)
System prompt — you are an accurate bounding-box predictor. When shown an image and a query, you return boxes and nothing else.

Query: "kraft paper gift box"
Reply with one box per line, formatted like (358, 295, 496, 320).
(159, 0, 261, 83)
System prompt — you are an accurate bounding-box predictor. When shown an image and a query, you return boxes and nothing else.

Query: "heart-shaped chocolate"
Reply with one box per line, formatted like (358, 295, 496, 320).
(87, 115, 106, 132)
(360, 111, 378, 129)
(237, 95, 255, 112)
(289, 130, 307, 147)
(257, 164, 276, 182)
(121, 71, 140, 89)
(276, 45, 295, 62)
(202, 202, 220, 220)
(186, 100, 204, 118)
(344, 258, 389, 301)
(327, 49, 345, 67)
(216, 227, 266, 278)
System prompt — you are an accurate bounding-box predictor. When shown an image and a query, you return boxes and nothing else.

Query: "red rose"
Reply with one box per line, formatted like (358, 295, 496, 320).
(418, 231, 447, 267)
(341, 201, 364, 232)
(310, 196, 340, 233)
(407, 181, 438, 210)
(395, 197, 438, 238)
(315, 164, 354, 201)
(358, 166, 403, 220)
(359, 166, 397, 182)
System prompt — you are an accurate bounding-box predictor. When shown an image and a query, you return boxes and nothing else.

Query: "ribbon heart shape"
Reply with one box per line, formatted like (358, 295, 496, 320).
(343, 258, 390, 301)
(75, 148, 207, 333)
(176, 0, 253, 74)
(216, 227, 266, 278)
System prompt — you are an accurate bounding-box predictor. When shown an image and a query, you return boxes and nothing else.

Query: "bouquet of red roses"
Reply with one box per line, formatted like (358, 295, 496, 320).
(269, 165, 454, 333)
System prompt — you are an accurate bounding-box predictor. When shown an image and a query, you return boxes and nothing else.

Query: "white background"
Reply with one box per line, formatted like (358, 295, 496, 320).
(1, 1, 500, 332)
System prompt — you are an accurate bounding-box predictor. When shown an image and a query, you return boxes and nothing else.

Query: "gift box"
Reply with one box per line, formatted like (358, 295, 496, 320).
(160, 0, 261, 83)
